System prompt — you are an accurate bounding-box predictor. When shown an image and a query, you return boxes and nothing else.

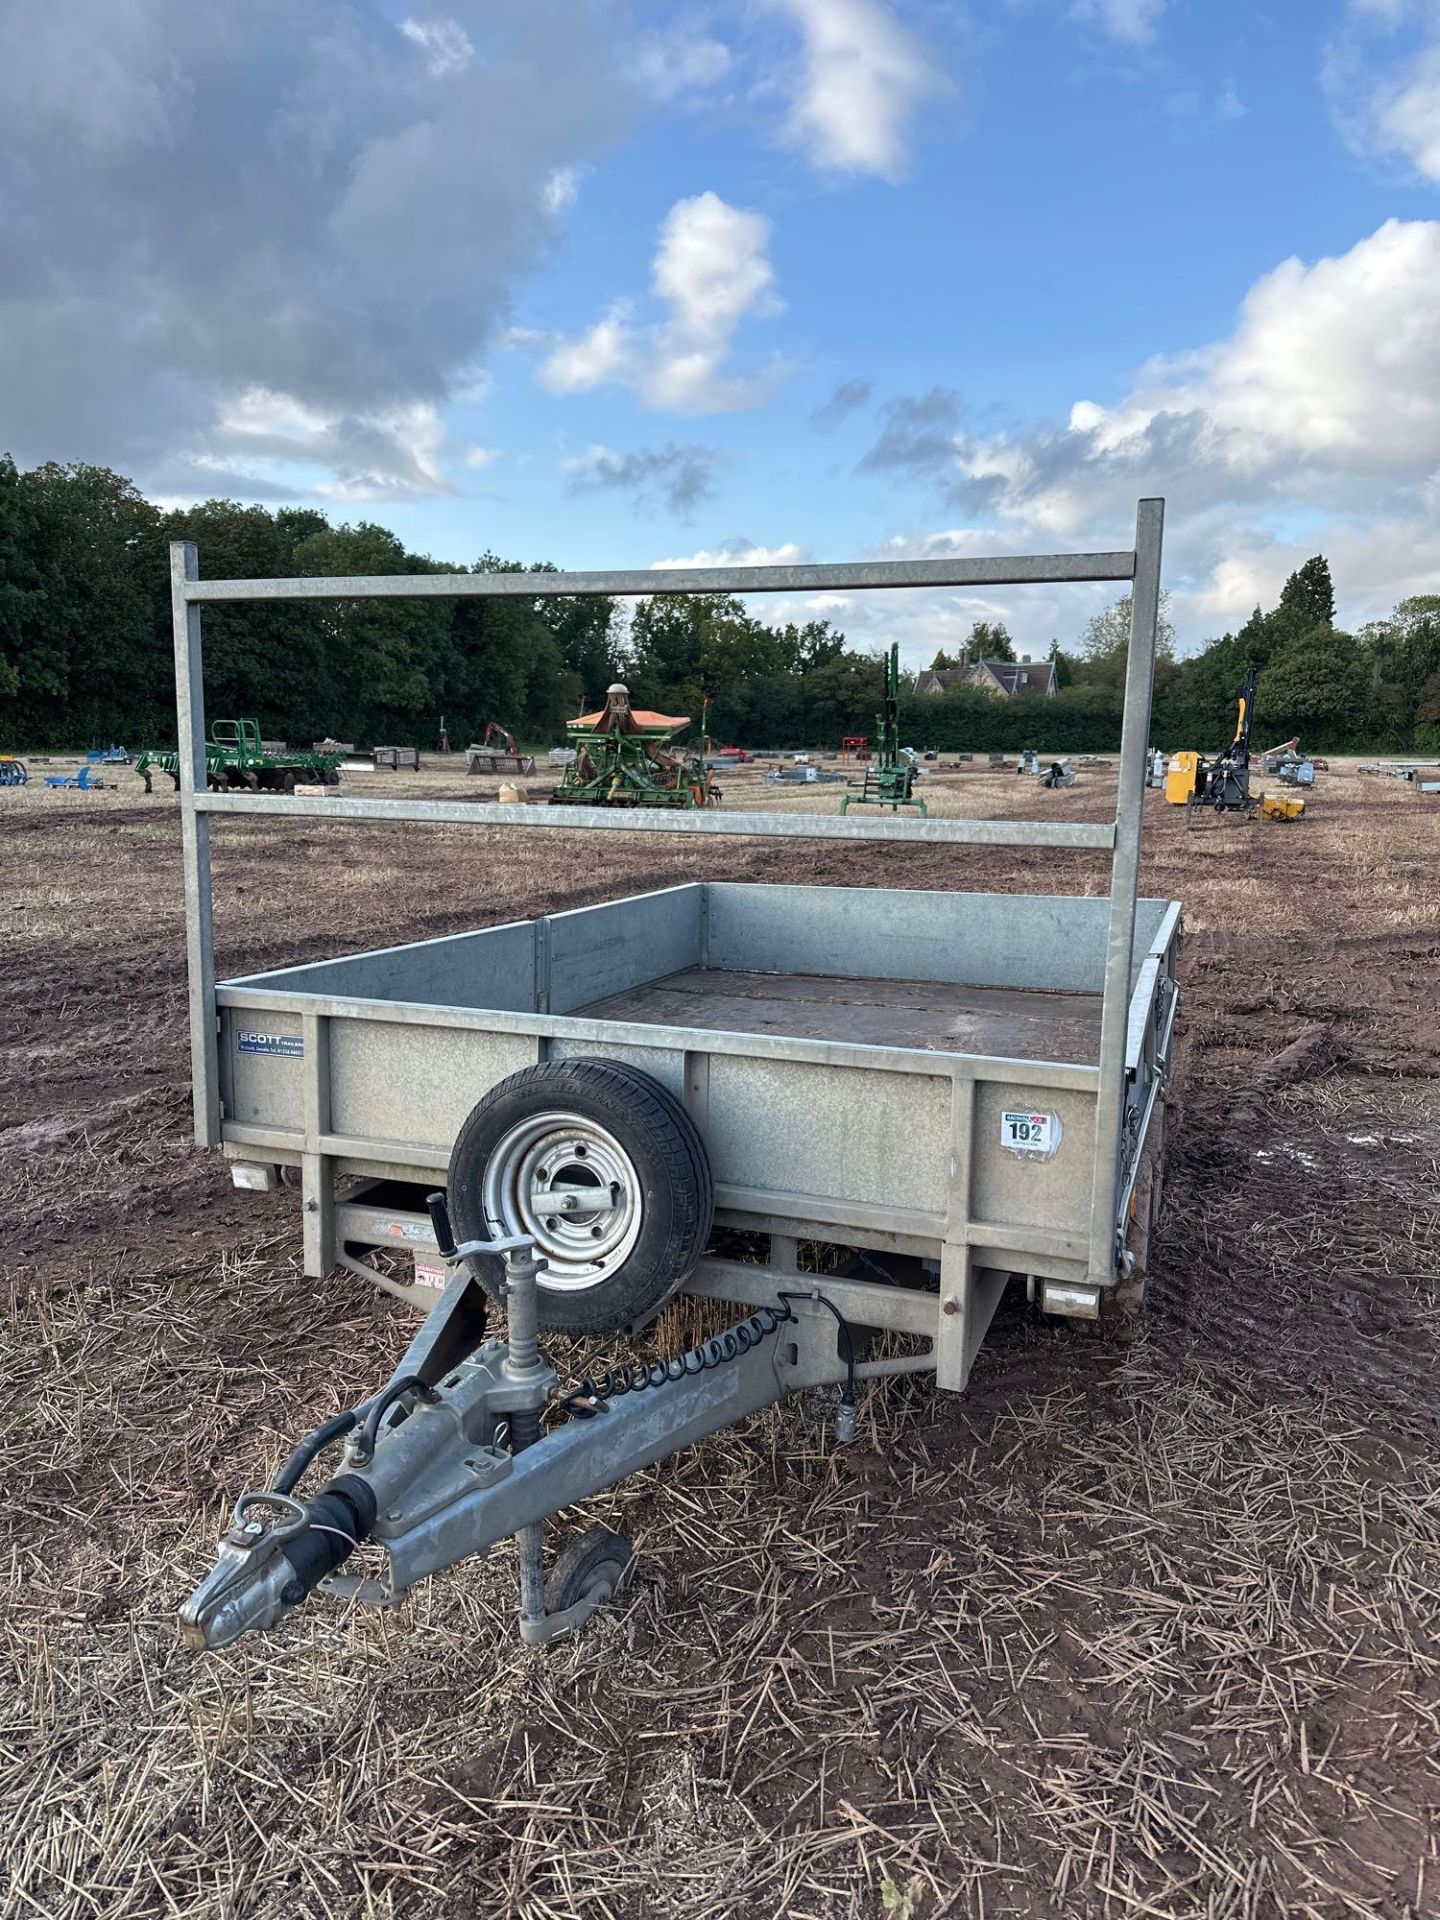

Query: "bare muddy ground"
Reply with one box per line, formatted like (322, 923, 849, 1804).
(1, 762, 1437, 1919)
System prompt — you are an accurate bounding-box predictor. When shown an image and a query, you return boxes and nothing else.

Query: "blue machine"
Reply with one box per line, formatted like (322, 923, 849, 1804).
(44, 765, 105, 791)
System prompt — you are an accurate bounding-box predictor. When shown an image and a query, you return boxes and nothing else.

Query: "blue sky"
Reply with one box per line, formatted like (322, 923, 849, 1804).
(4, 0, 1439, 660)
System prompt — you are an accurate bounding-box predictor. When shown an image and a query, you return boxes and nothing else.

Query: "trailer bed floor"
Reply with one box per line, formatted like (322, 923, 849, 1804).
(578, 967, 1103, 1062)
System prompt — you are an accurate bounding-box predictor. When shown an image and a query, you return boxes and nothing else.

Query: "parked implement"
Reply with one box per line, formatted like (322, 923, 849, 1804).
(550, 683, 717, 809)
(466, 723, 536, 776)
(1262, 743, 1318, 788)
(840, 644, 926, 816)
(1169, 667, 1304, 825)
(135, 719, 342, 793)
(44, 764, 107, 791)
(165, 506, 1175, 1656)
(0, 756, 26, 786)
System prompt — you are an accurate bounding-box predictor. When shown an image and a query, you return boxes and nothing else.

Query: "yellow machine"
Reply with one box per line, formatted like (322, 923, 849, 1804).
(1163, 750, 1201, 805)
(1260, 792, 1305, 822)
(1165, 666, 1303, 823)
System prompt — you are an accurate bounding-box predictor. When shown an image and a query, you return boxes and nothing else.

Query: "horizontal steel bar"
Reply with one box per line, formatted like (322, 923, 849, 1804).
(711, 1185, 949, 1242)
(194, 790, 1117, 851)
(690, 1258, 940, 1336)
(711, 1207, 933, 1260)
(318, 1131, 448, 1167)
(216, 984, 1103, 1088)
(964, 1220, 1089, 1262)
(185, 552, 1137, 604)
(854, 1353, 936, 1380)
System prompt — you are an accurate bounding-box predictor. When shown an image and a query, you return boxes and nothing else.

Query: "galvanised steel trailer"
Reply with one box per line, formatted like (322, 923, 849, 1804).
(176, 501, 1178, 1653)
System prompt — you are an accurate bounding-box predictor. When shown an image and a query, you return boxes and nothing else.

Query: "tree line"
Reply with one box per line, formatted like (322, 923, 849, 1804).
(3, 457, 1437, 755)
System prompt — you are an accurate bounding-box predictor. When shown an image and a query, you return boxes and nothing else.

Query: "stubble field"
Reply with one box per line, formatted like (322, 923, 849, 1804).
(2, 756, 1437, 1919)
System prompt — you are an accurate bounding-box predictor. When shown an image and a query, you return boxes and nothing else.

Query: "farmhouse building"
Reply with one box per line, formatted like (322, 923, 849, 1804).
(914, 653, 1059, 698)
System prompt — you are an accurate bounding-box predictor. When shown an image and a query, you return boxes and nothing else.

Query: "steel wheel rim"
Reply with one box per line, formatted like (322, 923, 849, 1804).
(481, 1110, 643, 1291)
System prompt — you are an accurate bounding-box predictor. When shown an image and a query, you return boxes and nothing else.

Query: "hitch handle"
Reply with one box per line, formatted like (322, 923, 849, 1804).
(426, 1191, 456, 1258)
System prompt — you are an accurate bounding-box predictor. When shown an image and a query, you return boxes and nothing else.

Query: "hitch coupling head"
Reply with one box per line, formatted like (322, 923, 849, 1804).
(179, 1478, 377, 1652)
(180, 1232, 551, 1654)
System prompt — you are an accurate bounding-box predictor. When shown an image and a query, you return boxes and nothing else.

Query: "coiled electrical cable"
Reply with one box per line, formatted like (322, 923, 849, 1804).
(271, 1408, 358, 1497)
(778, 1289, 855, 1397)
(562, 1301, 796, 1418)
(352, 1373, 440, 1463)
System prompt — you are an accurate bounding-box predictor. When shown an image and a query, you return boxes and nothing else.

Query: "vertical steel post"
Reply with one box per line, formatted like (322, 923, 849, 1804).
(301, 1012, 335, 1277)
(1086, 498, 1164, 1284)
(172, 541, 220, 1147)
(935, 1073, 977, 1391)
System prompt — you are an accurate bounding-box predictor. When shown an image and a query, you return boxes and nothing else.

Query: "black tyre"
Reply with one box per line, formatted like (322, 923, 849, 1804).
(546, 1525, 634, 1618)
(447, 1058, 713, 1333)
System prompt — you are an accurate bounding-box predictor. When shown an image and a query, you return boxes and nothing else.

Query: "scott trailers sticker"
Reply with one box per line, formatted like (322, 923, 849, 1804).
(237, 1031, 303, 1058)
(1001, 1110, 1062, 1161)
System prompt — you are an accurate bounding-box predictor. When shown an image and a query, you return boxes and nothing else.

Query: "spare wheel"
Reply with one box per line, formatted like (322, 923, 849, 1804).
(447, 1058, 713, 1333)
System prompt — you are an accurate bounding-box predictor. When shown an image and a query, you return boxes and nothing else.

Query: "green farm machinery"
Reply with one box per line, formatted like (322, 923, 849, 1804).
(135, 720, 343, 794)
(550, 684, 717, 810)
(840, 644, 926, 817)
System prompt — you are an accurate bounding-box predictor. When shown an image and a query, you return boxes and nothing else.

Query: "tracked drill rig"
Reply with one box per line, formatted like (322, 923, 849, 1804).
(840, 644, 926, 816)
(1178, 666, 1304, 825)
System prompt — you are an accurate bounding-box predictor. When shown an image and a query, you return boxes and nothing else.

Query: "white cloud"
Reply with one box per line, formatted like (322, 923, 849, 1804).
(542, 301, 637, 392)
(642, 526, 1101, 667)
(210, 385, 452, 500)
(632, 30, 731, 100)
(464, 443, 498, 468)
(399, 15, 473, 77)
(543, 166, 581, 213)
(1070, 0, 1166, 43)
(450, 363, 494, 405)
(653, 540, 808, 568)
(969, 219, 1440, 528)
(1185, 518, 1440, 629)
(772, 0, 942, 181)
(538, 192, 783, 413)
(1327, 1, 1440, 182)
(1368, 43, 1440, 178)
(653, 193, 777, 339)
(861, 220, 1440, 643)
(220, 387, 331, 447)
